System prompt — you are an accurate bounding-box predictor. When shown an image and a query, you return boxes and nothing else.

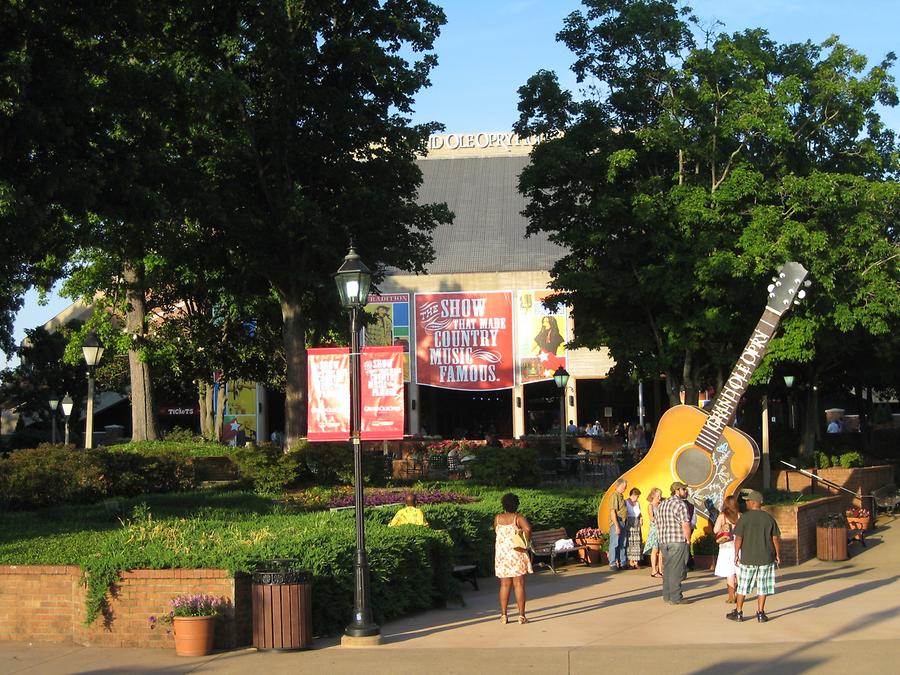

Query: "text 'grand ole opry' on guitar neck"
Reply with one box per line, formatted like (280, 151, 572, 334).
(597, 262, 810, 534)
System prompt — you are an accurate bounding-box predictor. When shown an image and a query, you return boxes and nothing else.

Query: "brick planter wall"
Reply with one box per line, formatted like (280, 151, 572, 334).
(774, 465, 893, 510)
(0, 566, 251, 648)
(762, 496, 843, 566)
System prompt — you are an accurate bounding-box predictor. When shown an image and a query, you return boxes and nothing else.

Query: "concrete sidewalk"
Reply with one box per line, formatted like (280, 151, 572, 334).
(2, 516, 898, 675)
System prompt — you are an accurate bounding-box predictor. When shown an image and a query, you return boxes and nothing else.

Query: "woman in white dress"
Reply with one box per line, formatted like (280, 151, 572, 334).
(714, 495, 741, 604)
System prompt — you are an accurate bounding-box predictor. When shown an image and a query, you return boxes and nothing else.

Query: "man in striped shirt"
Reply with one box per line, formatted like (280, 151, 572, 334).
(655, 482, 692, 604)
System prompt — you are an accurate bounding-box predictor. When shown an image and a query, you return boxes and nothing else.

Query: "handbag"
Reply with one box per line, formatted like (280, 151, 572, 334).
(511, 515, 529, 550)
(715, 531, 733, 545)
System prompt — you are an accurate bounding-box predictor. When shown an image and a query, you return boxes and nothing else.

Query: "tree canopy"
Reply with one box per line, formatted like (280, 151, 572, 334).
(515, 0, 899, 411)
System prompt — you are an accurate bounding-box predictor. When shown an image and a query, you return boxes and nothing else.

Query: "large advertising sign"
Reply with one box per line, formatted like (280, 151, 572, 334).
(363, 293, 410, 381)
(415, 291, 514, 390)
(360, 346, 405, 440)
(517, 290, 567, 383)
(307, 348, 350, 441)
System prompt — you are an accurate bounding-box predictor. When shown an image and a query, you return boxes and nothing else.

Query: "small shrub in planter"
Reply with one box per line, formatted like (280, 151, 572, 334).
(468, 445, 541, 487)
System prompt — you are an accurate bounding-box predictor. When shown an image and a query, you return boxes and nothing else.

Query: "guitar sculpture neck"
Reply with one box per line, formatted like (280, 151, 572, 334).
(696, 262, 809, 453)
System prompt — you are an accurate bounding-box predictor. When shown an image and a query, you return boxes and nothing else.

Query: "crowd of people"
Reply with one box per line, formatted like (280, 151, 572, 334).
(389, 481, 781, 625)
(491, 483, 780, 624)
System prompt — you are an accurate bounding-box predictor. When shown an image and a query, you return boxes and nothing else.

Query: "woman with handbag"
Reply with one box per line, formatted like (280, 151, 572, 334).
(714, 495, 741, 604)
(494, 493, 533, 624)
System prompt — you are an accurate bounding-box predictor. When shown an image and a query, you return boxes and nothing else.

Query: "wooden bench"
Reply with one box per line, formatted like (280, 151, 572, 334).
(528, 528, 588, 574)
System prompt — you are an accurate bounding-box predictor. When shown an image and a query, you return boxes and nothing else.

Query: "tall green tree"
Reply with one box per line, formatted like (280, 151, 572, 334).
(180, 0, 453, 446)
(514, 0, 899, 445)
(0, 0, 111, 352)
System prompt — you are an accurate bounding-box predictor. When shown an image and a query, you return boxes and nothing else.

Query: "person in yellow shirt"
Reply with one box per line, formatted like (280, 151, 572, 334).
(389, 494, 429, 527)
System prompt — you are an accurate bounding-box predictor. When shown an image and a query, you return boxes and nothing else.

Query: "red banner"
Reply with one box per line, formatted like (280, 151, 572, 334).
(415, 291, 514, 390)
(360, 346, 405, 440)
(307, 347, 350, 441)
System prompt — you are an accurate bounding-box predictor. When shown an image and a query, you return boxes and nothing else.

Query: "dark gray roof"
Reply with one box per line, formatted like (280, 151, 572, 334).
(394, 155, 566, 275)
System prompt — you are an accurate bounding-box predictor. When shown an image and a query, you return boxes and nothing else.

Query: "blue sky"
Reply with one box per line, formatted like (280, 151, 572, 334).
(4, 0, 898, 368)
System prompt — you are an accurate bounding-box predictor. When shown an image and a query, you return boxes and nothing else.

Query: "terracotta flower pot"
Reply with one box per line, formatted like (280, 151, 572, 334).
(173, 615, 216, 656)
(576, 537, 606, 565)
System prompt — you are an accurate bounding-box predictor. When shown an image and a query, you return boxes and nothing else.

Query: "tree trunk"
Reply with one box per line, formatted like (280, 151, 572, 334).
(123, 263, 158, 442)
(281, 295, 308, 449)
(214, 381, 225, 442)
(198, 380, 213, 440)
(799, 385, 819, 457)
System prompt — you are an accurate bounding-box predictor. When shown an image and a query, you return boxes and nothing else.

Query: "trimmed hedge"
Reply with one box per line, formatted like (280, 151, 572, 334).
(0, 447, 199, 509)
(0, 487, 599, 635)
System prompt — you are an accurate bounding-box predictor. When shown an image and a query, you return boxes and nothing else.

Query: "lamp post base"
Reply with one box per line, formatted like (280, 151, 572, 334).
(341, 633, 383, 647)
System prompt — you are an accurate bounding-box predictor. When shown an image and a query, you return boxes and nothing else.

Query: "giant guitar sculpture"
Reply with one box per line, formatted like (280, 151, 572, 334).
(597, 262, 810, 537)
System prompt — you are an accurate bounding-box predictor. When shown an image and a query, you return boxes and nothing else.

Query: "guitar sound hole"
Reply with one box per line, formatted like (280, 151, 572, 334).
(675, 446, 713, 487)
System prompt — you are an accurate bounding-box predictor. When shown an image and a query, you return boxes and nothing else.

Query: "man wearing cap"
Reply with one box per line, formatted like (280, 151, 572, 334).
(654, 482, 693, 604)
(727, 490, 781, 623)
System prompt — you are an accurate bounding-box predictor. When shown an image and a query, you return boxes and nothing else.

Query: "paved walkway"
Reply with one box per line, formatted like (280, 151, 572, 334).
(2, 515, 898, 674)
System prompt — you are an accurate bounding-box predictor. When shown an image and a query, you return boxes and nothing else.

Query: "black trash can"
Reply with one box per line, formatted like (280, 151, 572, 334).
(251, 559, 312, 650)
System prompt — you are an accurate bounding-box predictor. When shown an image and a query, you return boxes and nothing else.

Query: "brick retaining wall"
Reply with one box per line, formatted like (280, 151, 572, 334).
(0, 566, 251, 648)
(763, 496, 843, 566)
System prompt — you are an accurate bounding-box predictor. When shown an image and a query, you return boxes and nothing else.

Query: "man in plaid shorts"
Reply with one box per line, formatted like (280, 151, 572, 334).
(727, 490, 781, 623)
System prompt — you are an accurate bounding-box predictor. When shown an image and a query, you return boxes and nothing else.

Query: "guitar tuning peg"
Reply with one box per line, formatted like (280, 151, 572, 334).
(798, 290, 806, 299)
(804, 280, 812, 287)
(767, 284, 775, 292)
(771, 276, 778, 283)
(794, 299, 801, 305)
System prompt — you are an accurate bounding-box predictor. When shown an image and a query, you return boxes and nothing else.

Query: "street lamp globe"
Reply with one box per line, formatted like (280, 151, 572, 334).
(334, 247, 373, 308)
(61, 394, 74, 418)
(553, 366, 570, 390)
(48, 394, 59, 411)
(82, 333, 104, 368)
(783, 375, 795, 388)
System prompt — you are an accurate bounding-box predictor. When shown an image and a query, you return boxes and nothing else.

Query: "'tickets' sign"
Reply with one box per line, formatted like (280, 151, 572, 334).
(307, 348, 350, 441)
(415, 291, 514, 390)
(360, 346, 405, 440)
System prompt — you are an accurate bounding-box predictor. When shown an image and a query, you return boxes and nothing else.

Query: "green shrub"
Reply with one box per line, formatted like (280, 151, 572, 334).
(108, 439, 230, 457)
(290, 440, 386, 486)
(468, 445, 541, 487)
(691, 532, 718, 555)
(815, 451, 833, 469)
(229, 445, 304, 495)
(162, 426, 203, 443)
(0, 447, 199, 509)
(837, 451, 864, 468)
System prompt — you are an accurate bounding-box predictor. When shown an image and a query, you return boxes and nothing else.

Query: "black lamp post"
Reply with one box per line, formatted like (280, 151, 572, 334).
(334, 246, 380, 641)
(61, 393, 74, 446)
(553, 366, 569, 460)
(783, 375, 795, 429)
(81, 333, 104, 449)
(48, 393, 59, 444)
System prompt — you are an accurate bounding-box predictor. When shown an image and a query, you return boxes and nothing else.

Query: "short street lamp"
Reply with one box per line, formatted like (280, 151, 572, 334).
(61, 393, 74, 446)
(783, 375, 795, 429)
(48, 393, 60, 444)
(82, 333, 104, 449)
(334, 246, 380, 642)
(553, 366, 570, 460)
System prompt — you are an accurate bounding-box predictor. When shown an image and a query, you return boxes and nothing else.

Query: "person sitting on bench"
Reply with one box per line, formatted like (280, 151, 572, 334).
(389, 493, 429, 527)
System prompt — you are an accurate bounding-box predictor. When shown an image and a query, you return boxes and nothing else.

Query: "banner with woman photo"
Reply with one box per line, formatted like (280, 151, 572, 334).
(517, 290, 567, 383)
